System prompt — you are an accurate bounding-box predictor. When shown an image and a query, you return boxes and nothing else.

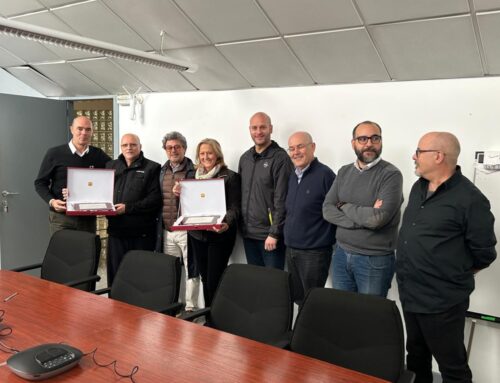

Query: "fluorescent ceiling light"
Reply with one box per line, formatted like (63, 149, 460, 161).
(0, 16, 197, 72)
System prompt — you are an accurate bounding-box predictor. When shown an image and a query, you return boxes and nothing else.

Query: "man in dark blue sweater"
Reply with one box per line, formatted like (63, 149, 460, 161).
(284, 131, 336, 306)
(35, 116, 111, 234)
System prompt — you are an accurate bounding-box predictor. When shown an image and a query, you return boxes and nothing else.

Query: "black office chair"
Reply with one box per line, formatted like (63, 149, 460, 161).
(12, 229, 101, 291)
(290, 288, 415, 383)
(94, 250, 182, 316)
(181, 263, 293, 347)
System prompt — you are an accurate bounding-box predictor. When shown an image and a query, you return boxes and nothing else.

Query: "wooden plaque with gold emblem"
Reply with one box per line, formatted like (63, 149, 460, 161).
(66, 168, 116, 216)
(172, 178, 226, 231)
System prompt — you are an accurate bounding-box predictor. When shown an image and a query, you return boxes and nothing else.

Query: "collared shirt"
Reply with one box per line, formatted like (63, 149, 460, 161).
(396, 166, 497, 313)
(295, 163, 311, 184)
(68, 141, 89, 157)
(353, 156, 382, 172)
(170, 160, 184, 173)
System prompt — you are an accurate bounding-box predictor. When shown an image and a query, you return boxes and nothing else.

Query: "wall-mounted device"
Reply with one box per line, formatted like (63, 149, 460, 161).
(6, 343, 83, 380)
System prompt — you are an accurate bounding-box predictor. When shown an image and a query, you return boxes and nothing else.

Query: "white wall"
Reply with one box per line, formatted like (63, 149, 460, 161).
(119, 77, 500, 383)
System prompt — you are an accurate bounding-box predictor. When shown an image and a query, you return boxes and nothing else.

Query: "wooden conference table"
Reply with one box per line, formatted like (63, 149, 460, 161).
(0, 270, 389, 383)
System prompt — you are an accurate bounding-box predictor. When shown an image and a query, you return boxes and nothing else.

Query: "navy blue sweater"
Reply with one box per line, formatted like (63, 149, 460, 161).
(284, 158, 336, 249)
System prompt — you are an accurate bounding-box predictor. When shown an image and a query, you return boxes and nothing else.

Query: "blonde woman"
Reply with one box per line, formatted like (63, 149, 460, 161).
(177, 138, 241, 306)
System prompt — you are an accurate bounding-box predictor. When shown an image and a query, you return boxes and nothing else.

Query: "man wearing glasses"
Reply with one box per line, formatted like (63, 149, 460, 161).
(323, 121, 403, 297)
(396, 132, 496, 383)
(156, 131, 201, 311)
(106, 134, 161, 285)
(284, 132, 336, 306)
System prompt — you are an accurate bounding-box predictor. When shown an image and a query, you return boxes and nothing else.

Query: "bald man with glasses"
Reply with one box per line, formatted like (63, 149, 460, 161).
(397, 132, 496, 383)
(323, 121, 403, 298)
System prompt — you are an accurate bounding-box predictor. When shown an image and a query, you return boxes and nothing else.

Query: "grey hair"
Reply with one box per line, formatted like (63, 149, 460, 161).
(161, 131, 187, 149)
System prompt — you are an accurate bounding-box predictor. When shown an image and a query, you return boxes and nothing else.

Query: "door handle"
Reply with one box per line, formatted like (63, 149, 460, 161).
(1, 190, 20, 198)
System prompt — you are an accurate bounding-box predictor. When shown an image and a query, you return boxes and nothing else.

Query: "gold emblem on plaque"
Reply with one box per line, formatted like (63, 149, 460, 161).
(88, 181, 93, 187)
(200, 193, 206, 198)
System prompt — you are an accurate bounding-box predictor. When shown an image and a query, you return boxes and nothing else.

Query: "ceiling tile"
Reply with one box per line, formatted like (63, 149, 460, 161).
(38, 0, 82, 7)
(32, 62, 108, 95)
(6, 66, 67, 96)
(52, 1, 152, 50)
(217, 39, 314, 87)
(111, 58, 196, 92)
(477, 12, 500, 73)
(286, 29, 389, 84)
(259, 0, 361, 35)
(0, 35, 60, 63)
(13, 12, 99, 60)
(474, 0, 500, 11)
(165, 46, 250, 90)
(175, 0, 276, 43)
(69, 58, 150, 94)
(370, 16, 483, 80)
(355, 0, 470, 24)
(0, 46, 26, 67)
(103, 0, 208, 50)
(0, 0, 45, 17)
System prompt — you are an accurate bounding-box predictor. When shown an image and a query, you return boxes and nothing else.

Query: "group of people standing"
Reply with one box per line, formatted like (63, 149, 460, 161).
(35, 112, 496, 383)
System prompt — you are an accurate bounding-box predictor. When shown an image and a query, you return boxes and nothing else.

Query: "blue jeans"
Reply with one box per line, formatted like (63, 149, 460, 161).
(243, 238, 285, 270)
(333, 245, 395, 297)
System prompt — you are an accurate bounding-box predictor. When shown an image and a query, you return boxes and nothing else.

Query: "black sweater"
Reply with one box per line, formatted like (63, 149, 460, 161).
(35, 144, 111, 206)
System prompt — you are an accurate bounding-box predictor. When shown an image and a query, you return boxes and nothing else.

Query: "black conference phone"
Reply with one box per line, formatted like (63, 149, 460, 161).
(6, 343, 83, 380)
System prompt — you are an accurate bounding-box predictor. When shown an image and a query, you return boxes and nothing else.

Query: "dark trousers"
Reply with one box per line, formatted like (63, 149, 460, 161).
(286, 246, 332, 306)
(49, 211, 96, 235)
(107, 233, 156, 286)
(189, 233, 236, 307)
(403, 299, 472, 383)
(243, 237, 285, 270)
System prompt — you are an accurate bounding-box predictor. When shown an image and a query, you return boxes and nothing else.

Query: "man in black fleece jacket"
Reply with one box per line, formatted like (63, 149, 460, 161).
(105, 133, 161, 285)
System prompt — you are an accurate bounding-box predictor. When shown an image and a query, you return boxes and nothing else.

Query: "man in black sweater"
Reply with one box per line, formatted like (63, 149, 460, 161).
(105, 133, 161, 285)
(34, 116, 111, 234)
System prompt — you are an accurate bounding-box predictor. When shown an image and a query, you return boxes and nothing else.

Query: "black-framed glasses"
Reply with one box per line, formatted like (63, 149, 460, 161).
(415, 148, 440, 157)
(354, 135, 382, 144)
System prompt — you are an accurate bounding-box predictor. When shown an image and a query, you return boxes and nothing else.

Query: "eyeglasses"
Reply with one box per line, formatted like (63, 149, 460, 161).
(353, 135, 382, 144)
(165, 145, 183, 152)
(287, 143, 312, 153)
(415, 148, 440, 157)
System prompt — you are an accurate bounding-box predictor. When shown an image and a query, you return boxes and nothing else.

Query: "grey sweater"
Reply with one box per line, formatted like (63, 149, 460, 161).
(322, 159, 403, 255)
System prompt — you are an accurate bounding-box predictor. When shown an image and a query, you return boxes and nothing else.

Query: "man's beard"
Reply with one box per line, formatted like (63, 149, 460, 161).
(355, 147, 381, 164)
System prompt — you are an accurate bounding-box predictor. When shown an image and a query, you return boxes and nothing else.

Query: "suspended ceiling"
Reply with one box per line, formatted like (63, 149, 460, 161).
(1, 0, 500, 97)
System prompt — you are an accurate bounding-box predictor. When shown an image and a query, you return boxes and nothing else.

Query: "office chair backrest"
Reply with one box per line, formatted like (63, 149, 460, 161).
(110, 250, 181, 312)
(291, 288, 405, 383)
(209, 264, 293, 345)
(41, 229, 100, 291)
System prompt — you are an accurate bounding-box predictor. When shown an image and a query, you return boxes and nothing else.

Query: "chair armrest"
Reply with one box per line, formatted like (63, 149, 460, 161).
(92, 287, 111, 295)
(159, 302, 184, 316)
(179, 307, 211, 321)
(10, 263, 43, 272)
(64, 274, 101, 288)
(397, 370, 416, 383)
